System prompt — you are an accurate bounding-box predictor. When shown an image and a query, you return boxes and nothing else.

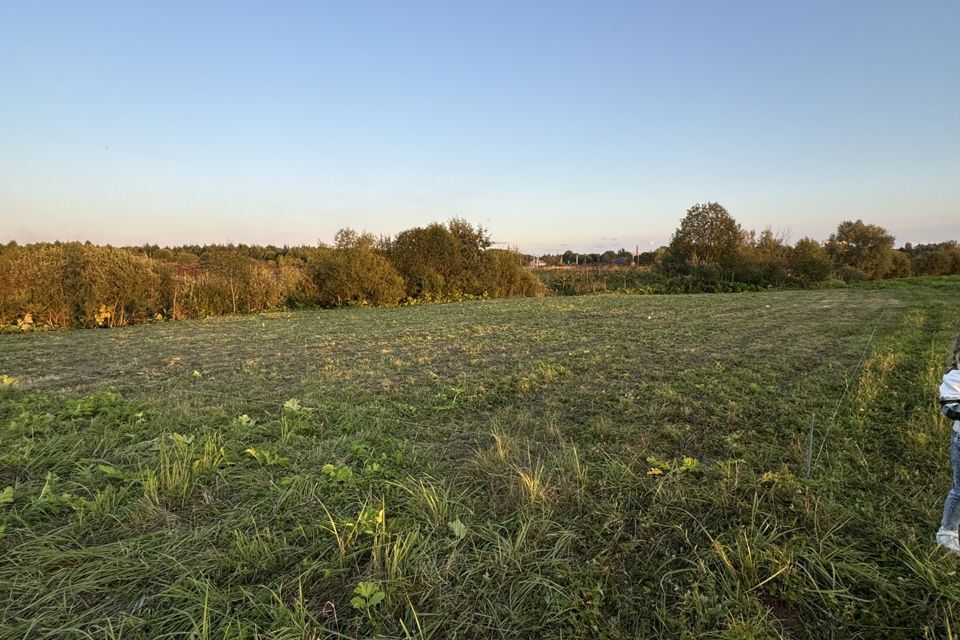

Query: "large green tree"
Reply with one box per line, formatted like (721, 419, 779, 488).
(825, 220, 895, 279)
(387, 223, 459, 298)
(387, 219, 491, 298)
(663, 202, 742, 275)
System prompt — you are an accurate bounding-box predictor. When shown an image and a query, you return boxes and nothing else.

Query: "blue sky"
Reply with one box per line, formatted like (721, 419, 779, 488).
(1, 0, 957, 254)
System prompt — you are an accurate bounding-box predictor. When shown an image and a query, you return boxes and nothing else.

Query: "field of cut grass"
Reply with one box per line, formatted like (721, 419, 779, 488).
(1, 279, 960, 639)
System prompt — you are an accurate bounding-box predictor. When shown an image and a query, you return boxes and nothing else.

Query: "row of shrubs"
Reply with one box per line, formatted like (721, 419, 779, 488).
(534, 265, 960, 298)
(0, 220, 544, 330)
(534, 266, 783, 297)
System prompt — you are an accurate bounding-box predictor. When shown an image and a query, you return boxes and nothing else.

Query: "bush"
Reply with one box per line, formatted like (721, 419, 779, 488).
(310, 231, 405, 306)
(0, 244, 72, 328)
(482, 250, 546, 298)
(886, 250, 912, 278)
(75, 245, 162, 327)
(837, 266, 867, 282)
(788, 238, 832, 285)
(0, 243, 165, 328)
(386, 218, 501, 300)
(908, 243, 960, 275)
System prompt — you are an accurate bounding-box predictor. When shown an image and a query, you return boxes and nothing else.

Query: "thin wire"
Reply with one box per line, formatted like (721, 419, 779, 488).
(811, 302, 888, 468)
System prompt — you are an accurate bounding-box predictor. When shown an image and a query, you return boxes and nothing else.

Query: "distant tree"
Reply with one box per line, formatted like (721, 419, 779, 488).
(908, 242, 960, 275)
(172, 251, 200, 265)
(636, 248, 665, 268)
(887, 250, 912, 278)
(737, 228, 791, 286)
(385, 219, 494, 298)
(663, 202, 741, 276)
(825, 220, 895, 279)
(448, 217, 492, 292)
(448, 217, 491, 252)
(788, 237, 832, 284)
(753, 229, 790, 265)
(388, 223, 459, 298)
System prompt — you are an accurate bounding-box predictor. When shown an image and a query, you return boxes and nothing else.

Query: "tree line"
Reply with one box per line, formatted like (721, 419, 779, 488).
(537, 202, 960, 289)
(3, 205, 956, 329)
(0, 219, 544, 330)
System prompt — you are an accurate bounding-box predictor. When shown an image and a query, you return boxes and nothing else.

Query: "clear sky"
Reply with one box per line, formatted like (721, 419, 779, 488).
(2, 1, 957, 254)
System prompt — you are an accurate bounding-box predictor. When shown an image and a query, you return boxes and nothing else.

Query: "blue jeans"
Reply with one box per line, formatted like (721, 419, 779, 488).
(942, 432, 960, 531)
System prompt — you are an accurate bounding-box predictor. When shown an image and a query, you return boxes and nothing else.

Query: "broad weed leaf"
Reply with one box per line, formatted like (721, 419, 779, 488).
(447, 518, 468, 539)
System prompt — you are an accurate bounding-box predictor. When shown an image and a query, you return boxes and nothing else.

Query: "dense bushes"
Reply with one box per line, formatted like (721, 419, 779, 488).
(384, 219, 544, 300)
(0, 244, 72, 328)
(0, 220, 542, 330)
(482, 249, 546, 298)
(787, 238, 832, 284)
(902, 241, 960, 276)
(534, 266, 768, 296)
(0, 244, 165, 328)
(308, 231, 405, 306)
(0, 244, 279, 328)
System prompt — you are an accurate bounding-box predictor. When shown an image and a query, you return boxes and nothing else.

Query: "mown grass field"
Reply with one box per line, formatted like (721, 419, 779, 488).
(1, 280, 959, 639)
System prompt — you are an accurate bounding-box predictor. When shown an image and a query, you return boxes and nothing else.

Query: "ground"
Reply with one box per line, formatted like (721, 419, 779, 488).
(1, 281, 959, 639)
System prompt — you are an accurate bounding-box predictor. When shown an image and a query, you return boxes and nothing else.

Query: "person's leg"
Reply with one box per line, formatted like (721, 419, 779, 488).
(937, 432, 960, 554)
(942, 432, 960, 531)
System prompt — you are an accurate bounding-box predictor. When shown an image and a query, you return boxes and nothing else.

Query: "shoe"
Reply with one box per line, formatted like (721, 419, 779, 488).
(936, 529, 960, 555)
